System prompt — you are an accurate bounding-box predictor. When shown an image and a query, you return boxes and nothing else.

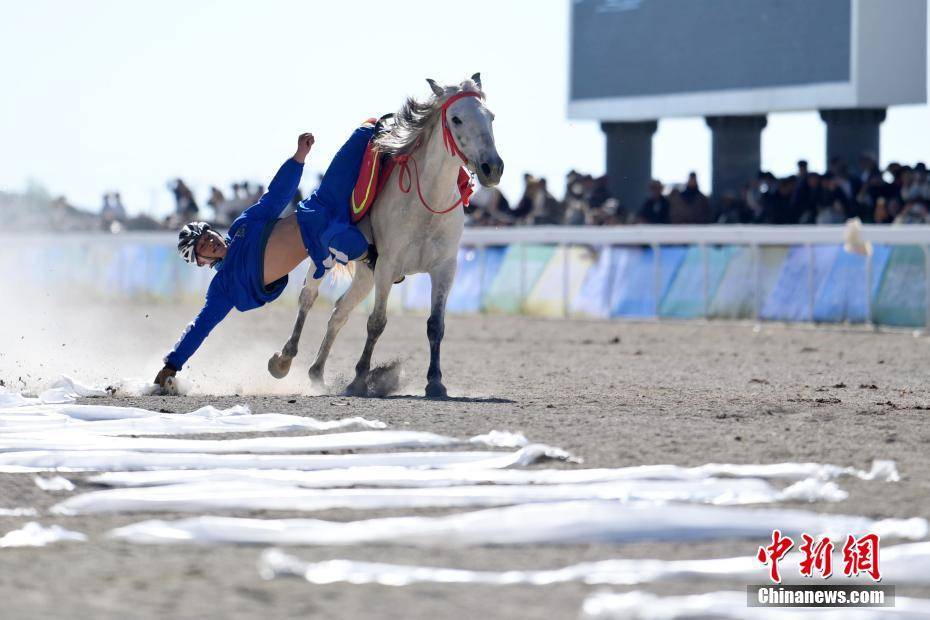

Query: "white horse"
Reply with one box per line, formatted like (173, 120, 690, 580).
(268, 74, 504, 398)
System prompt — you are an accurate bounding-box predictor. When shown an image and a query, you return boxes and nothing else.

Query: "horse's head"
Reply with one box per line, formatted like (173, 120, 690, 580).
(428, 73, 504, 188)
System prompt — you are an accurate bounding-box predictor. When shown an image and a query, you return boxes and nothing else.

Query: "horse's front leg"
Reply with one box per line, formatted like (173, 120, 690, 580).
(308, 265, 374, 389)
(425, 257, 457, 399)
(345, 264, 394, 397)
(268, 274, 320, 378)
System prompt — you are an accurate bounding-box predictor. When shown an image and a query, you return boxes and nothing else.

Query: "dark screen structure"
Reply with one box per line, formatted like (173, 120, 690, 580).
(570, 0, 851, 100)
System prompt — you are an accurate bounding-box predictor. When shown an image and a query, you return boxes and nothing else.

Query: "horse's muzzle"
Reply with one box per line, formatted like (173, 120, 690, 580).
(478, 156, 504, 186)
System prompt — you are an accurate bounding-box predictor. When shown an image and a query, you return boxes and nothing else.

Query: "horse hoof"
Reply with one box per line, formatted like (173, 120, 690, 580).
(308, 368, 325, 390)
(268, 353, 292, 379)
(345, 378, 369, 397)
(425, 382, 448, 399)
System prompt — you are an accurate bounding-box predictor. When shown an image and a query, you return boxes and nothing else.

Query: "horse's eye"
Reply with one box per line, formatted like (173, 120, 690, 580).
(452, 116, 462, 126)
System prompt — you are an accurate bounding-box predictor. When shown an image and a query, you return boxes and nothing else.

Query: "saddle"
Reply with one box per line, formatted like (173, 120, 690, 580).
(350, 114, 474, 223)
(349, 116, 390, 223)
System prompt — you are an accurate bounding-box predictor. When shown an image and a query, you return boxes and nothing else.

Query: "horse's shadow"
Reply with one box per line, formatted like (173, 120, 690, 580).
(376, 394, 515, 404)
(320, 389, 514, 404)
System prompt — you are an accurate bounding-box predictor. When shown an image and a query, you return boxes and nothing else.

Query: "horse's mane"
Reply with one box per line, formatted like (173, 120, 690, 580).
(373, 79, 483, 158)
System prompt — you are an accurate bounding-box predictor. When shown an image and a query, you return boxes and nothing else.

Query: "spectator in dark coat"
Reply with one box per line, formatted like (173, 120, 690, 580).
(636, 180, 670, 224)
(794, 172, 822, 223)
(715, 191, 752, 224)
(669, 173, 711, 224)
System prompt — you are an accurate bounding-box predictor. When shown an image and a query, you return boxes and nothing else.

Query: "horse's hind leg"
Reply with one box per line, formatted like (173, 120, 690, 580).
(308, 266, 374, 388)
(425, 257, 456, 399)
(268, 275, 320, 378)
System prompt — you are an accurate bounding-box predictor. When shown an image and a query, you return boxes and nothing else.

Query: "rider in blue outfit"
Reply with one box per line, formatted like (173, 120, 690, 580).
(154, 127, 373, 387)
(297, 124, 373, 280)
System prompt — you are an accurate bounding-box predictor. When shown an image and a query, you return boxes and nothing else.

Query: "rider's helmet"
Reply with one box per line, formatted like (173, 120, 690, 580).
(177, 221, 212, 264)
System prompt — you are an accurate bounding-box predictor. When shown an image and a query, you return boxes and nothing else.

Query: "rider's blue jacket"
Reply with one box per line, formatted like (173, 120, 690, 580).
(164, 158, 303, 370)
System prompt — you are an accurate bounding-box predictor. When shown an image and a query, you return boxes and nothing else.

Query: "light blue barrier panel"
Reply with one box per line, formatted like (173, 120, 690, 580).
(873, 245, 927, 327)
(811, 246, 858, 323)
(401, 248, 498, 313)
(611, 246, 687, 317)
(146, 245, 178, 299)
(571, 246, 613, 318)
(402, 272, 433, 312)
(484, 245, 556, 314)
(609, 247, 653, 317)
(660, 245, 738, 318)
(812, 245, 892, 323)
(707, 246, 788, 320)
(525, 246, 594, 317)
(448, 246, 506, 313)
(6, 235, 930, 329)
(761, 245, 836, 322)
(707, 246, 760, 319)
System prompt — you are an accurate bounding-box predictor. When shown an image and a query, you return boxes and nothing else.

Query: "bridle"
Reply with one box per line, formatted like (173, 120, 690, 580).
(389, 91, 484, 215)
(439, 91, 483, 163)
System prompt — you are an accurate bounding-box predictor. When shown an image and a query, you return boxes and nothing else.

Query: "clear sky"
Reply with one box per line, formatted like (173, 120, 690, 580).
(1, 0, 928, 217)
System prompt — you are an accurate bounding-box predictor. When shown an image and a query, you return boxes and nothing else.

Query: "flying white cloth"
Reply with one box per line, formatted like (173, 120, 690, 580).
(260, 541, 930, 586)
(108, 501, 928, 546)
(52, 477, 845, 515)
(0, 378, 391, 436)
(581, 591, 930, 619)
(0, 522, 86, 548)
(88, 460, 894, 490)
(3, 376, 185, 407)
(0, 444, 572, 473)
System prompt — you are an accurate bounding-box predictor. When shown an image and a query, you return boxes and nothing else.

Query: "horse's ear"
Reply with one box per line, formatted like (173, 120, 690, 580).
(471, 72, 482, 90)
(426, 78, 444, 97)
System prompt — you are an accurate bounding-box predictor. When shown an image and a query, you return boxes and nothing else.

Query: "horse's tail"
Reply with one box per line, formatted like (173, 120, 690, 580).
(331, 262, 356, 282)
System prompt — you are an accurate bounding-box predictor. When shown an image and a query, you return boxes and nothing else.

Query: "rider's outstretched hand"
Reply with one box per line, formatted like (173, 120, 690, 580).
(154, 365, 176, 387)
(294, 132, 315, 163)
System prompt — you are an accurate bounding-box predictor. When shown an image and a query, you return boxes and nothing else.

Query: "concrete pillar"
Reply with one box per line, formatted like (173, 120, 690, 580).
(601, 120, 658, 216)
(705, 115, 767, 202)
(819, 108, 886, 171)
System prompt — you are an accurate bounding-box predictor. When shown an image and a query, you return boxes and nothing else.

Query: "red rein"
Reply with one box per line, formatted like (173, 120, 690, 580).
(392, 91, 483, 215)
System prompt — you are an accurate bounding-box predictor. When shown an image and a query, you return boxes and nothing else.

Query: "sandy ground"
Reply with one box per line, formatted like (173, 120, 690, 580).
(3, 300, 930, 619)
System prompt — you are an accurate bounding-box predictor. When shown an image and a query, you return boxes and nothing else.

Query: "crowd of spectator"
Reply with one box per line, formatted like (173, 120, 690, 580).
(95, 176, 307, 232)
(466, 153, 930, 227)
(7, 153, 930, 233)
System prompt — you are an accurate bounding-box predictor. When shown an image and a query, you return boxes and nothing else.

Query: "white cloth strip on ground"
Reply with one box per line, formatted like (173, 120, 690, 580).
(34, 476, 75, 492)
(0, 522, 86, 548)
(88, 460, 892, 490)
(0, 508, 38, 517)
(107, 500, 928, 546)
(0, 444, 571, 473)
(260, 541, 930, 586)
(0, 407, 387, 436)
(52, 477, 846, 515)
(0, 430, 527, 454)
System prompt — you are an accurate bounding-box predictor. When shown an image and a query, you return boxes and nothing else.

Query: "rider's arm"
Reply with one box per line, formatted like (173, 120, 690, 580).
(242, 133, 314, 222)
(162, 278, 234, 373)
